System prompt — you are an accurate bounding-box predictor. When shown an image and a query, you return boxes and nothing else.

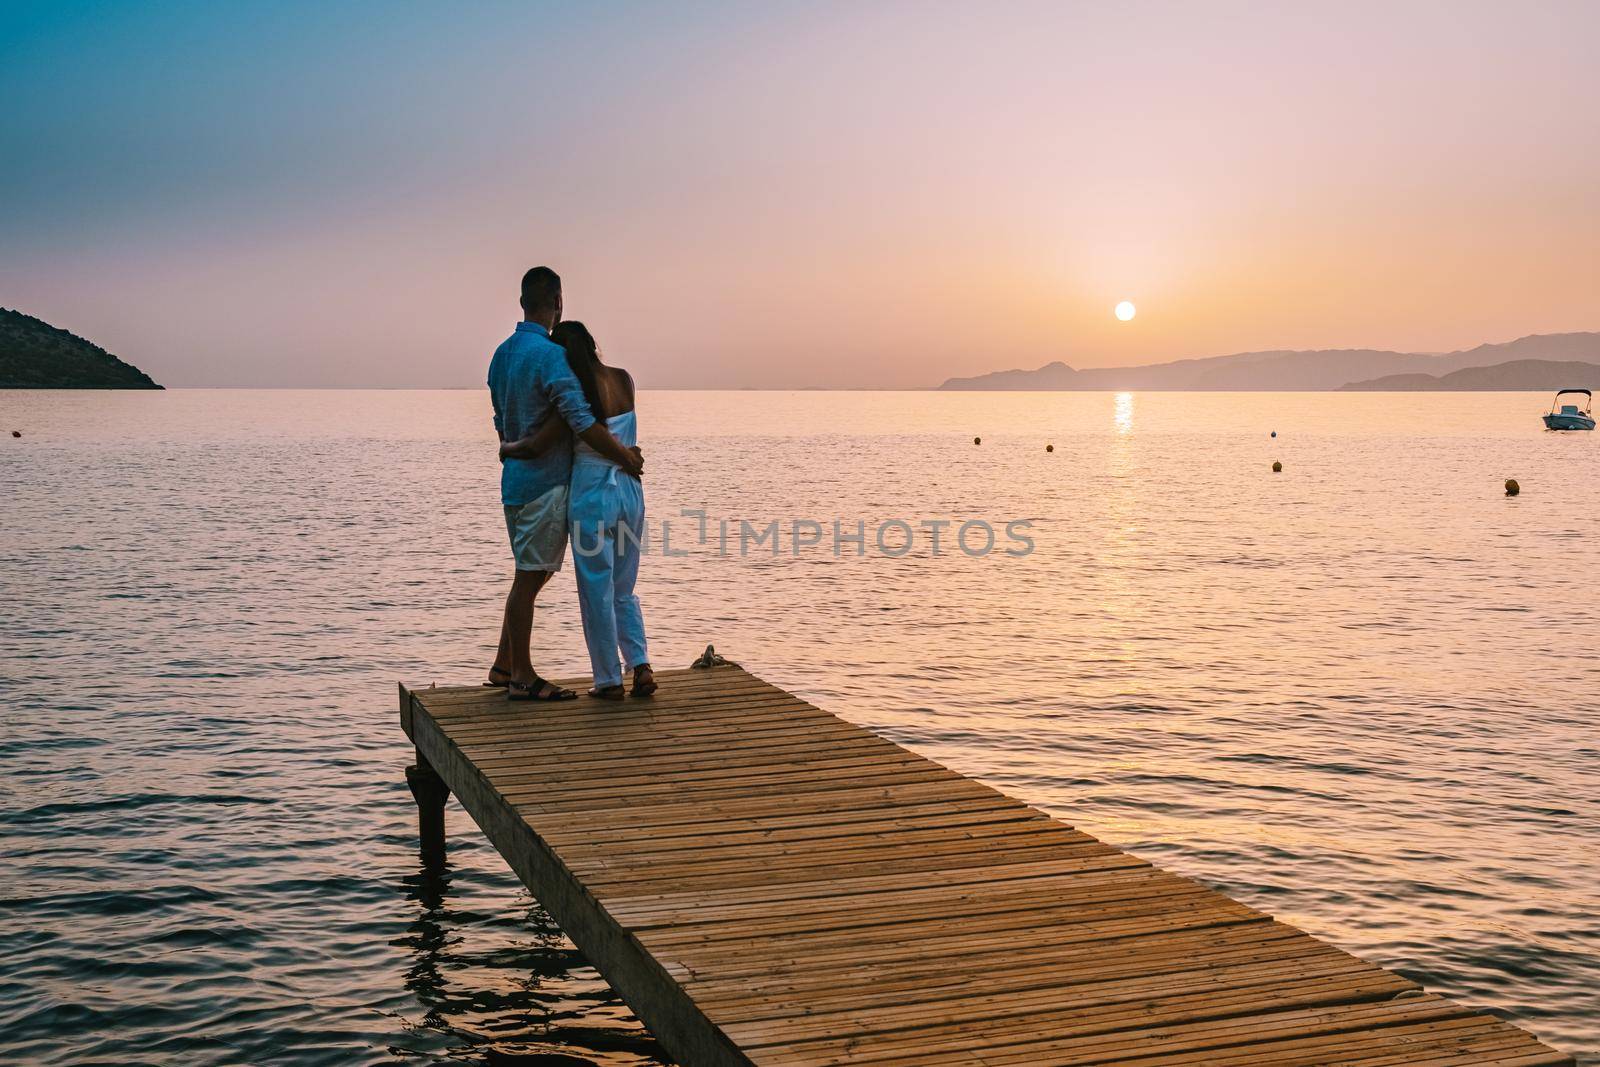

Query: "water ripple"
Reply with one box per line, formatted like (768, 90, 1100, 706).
(1, 389, 1595, 1064)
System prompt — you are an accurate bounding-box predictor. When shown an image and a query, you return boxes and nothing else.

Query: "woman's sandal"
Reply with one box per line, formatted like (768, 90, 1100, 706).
(507, 674, 578, 701)
(483, 666, 513, 688)
(589, 685, 627, 701)
(630, 664, 658, 698)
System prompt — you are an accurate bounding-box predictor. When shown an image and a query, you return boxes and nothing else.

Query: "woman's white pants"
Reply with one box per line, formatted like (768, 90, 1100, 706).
(569, 469, 648, 689)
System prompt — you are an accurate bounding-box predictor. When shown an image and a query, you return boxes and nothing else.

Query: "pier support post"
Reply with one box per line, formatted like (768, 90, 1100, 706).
(406, 747, 450, 864)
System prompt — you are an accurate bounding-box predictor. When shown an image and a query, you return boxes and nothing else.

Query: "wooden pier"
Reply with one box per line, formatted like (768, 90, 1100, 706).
(399, 664, 1571, 1066)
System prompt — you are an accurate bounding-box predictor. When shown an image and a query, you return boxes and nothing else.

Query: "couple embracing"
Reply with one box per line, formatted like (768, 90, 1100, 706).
(485, 266, 654, 703)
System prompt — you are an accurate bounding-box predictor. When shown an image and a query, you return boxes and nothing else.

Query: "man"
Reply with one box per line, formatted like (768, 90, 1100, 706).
(486, 266, 643, 701)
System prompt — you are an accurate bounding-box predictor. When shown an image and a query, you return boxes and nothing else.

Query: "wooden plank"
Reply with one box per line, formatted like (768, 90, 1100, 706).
(679, 920, 1309, 1011)
(509, 764, 967, 814)
(584, 846, 1138, 901)
(698, 928, 1342, 1022)
(547, 802, 1048, 853)
(726, 975, 1411, 1058)
(453, 717, 877, 763)
(664, 902, 1267, 987)
(854, 1002, 1559, 1067)
(399, 664, 1573, 1067)
(517, 779, 1014, 834)
(438, 692, 830, 736)
(629, 866, 1205, 945)
(566, 815, 1079, 871)
(649, 888, 1245, 976)
(481, 742, 933, 790)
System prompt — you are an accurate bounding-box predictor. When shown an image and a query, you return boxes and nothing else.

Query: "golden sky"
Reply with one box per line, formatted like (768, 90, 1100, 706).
(2, 1, 1596, 387)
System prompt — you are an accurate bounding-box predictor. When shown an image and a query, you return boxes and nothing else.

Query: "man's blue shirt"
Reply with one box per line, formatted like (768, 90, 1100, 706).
(488, 322, 597, 506)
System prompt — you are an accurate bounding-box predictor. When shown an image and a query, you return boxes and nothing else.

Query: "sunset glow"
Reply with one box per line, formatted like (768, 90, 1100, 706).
(2, 2, 1596, 390)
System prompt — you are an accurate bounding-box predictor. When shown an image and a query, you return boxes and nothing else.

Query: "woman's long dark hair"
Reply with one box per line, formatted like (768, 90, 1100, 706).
(551, 320, 604, 417)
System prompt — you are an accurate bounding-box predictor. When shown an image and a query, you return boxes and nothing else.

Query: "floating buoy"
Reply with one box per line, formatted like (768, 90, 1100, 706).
(973, 436, 981, 445)
(1045, 444, 1054, 453)
(1272, 460, 1282, 472)
(9, 431, 18, 438)
(1271, 431, 1277, 438)
(1505, 479, 1520, 496)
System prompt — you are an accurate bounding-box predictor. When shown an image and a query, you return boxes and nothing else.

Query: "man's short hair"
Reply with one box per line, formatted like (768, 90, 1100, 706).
(520, 266, 562, 314)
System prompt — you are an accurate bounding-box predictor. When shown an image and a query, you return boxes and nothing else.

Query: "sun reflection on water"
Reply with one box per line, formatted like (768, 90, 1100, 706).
(1114, 391, 1135, 435)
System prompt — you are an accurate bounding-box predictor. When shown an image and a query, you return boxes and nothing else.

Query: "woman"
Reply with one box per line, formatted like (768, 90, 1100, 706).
(499, 322, 655, 699)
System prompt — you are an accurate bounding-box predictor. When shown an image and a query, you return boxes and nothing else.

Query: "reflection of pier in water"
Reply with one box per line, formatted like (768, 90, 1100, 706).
(399, 850, 663, 1063)
(401, 663, 1573, 1066)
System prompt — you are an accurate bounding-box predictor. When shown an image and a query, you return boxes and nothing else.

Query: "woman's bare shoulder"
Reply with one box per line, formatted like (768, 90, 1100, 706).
(605, 365, 636, 405)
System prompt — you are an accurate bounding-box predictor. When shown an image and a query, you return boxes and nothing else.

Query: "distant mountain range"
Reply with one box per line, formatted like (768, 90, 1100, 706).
(1341, 359, 1600, 391)
(938, 332, 1599, 391)
(0, 308, 161, 389)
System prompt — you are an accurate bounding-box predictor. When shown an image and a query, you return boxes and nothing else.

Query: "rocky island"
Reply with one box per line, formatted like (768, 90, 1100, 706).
(1, 308, 161, 389)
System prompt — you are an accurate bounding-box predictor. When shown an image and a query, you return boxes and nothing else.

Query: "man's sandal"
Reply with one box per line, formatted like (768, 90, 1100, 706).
(507, 674, 578, 701)
(630, 664, 658, 698)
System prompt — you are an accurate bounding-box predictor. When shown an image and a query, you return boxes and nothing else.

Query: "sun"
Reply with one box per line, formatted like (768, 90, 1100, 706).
(1115, 300, 1137, 321)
